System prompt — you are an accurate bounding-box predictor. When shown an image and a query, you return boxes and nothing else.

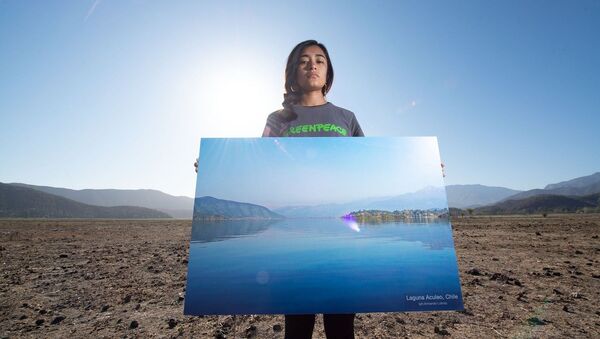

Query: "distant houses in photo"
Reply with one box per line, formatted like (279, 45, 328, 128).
(347, 208, 449, 222)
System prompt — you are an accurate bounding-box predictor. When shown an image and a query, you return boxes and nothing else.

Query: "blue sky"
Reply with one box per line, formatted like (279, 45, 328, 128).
(1, 1, 599, 197)
(195, 137, 444, 208)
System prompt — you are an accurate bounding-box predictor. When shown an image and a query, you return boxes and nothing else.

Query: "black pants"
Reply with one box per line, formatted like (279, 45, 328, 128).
(284, 314, 355, 339)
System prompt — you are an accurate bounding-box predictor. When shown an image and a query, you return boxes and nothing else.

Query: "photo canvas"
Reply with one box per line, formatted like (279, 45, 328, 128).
(184, 137, 464, 315)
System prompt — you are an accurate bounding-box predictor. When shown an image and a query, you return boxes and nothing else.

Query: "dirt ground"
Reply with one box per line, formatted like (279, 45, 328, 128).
(1, 215, 598, 338)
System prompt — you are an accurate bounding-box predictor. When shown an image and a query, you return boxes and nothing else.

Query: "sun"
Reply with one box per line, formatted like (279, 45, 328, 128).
(186, 53, 281, 138)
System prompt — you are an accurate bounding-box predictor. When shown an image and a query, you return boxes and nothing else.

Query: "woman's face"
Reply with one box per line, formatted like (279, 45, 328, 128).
(295, 45, 328, 93)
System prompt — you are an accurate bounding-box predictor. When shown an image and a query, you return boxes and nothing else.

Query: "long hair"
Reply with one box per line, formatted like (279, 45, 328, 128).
(280, 40, 334, 120)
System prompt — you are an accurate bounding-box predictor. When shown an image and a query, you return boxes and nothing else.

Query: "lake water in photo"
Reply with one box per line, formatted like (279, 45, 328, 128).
(184, 218, 464, 315)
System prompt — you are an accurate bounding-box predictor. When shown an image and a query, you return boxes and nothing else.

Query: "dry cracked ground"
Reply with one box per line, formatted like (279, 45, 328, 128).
(1, 215, 599, 338)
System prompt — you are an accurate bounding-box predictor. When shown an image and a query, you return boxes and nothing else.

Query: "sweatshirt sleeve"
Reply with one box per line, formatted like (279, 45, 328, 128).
(350, 113, 364, 137)
(262, 111, 284, 137)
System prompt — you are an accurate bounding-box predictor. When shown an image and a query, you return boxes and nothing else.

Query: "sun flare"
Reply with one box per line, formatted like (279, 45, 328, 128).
(185, 54, 281, 138)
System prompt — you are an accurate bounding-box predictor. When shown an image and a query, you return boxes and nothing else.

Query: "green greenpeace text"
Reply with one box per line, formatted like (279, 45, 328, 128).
(283, 123, 347, 136)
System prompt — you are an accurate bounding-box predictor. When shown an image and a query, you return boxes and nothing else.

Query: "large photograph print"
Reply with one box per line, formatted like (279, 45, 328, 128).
(184, 137, 463, 315)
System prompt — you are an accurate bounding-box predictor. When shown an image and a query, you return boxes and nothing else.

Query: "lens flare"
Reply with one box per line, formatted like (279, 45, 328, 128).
(341, 214, 360, 232)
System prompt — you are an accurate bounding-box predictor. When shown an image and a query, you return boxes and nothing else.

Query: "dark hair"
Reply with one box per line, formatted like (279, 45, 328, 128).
(280, 40, 334, 120)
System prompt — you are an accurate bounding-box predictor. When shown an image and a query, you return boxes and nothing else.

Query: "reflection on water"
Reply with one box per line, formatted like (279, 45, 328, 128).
(191, 219, 277, 243)
(185, 218, 463, 315)
(191, 218, 454, 250)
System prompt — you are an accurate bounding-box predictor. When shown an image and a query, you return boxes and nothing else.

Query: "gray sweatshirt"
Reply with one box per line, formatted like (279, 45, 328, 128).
(262, 102, 364, 137)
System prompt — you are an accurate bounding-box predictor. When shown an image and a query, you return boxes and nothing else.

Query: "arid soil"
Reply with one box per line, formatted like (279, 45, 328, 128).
(1, 215, 599, 338)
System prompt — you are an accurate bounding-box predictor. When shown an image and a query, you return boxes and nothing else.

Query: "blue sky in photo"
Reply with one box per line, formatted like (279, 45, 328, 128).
(195, 137, 444, 207)
(0, 1, 599, 196)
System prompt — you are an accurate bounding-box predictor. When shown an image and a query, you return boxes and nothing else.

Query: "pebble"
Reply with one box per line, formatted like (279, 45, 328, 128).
(434, 326, 450, 335)
(527, 317, 549, 325)
(168, 318, 178, 329)
(214, 329, 226, 339)
(51, 316, 65, 325)
(466, 268, 483, 276)
(245, 325, 257, 337)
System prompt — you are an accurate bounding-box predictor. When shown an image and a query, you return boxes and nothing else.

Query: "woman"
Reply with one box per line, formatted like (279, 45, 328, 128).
(194, 39, 363, 339)
(262, 39, 362, 339)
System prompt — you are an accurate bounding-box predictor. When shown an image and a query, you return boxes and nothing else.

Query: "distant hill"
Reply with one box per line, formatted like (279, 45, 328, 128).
(475, 193, 600, 215)
(545, 172, 600, 190)
(194, 196, 283, 220)
(0, 183, 171, 218)
(10, 183, 193, 218)
(274, 186, 448, 218)
(368, 186, 448, 211)
(499, 172, 600, 202)
(445, 184, 521, 208)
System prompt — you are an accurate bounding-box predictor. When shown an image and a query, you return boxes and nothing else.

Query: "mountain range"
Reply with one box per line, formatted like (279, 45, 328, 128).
(451, 172, 600, 215)
(445, 184, 522, 208)
(0, 183, 170, 219)
(273, 186, 448, 218)
(10, 183, 193, 218)
(2, 171, 599, 218)
(475, 193, 600, 215)
(496, 172, 600, 202)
